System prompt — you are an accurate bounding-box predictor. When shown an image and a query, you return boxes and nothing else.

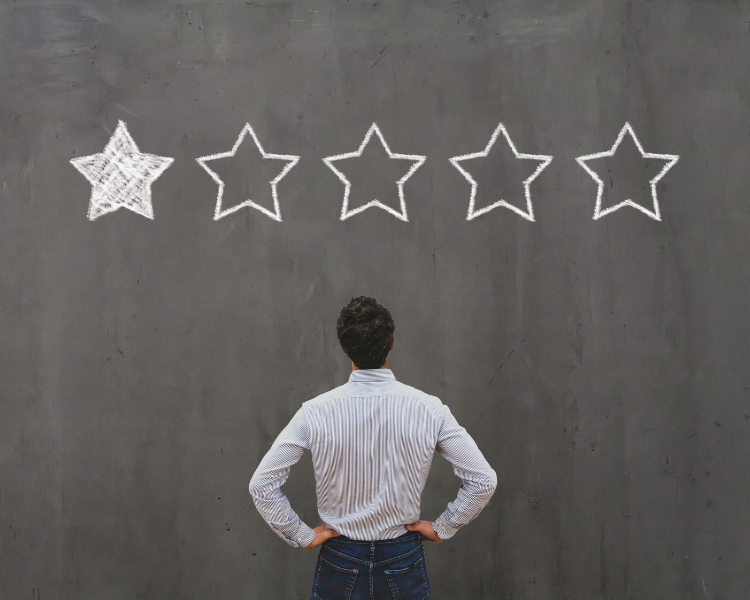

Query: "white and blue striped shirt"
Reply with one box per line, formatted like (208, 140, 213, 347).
(249, 368, 497, 548)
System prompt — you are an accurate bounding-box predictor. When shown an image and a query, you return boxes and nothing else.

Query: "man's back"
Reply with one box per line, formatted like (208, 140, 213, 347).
(306, 369, 446, 540)
(250, 368, 497, 546)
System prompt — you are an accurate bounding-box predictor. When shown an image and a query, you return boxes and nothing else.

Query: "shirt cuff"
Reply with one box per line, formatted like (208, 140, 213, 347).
(271, 522, 316, 548)
(432, 519, 459, 541)
(295, 523, 316, 548)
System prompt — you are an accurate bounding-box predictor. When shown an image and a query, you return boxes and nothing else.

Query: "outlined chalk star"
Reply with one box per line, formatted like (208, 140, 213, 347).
(575, 122, 679, 221)
(70, 121, 174, 221)
(196, 123, 300, 222)
(449, 123, 553, 222)
(322, 123, 426, 222)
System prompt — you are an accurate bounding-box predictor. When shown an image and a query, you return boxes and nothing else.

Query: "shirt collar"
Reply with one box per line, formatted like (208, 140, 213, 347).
(348, 368, 396, 383)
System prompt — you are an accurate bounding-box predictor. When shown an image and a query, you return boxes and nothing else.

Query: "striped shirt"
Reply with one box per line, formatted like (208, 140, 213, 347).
(249, 368, 497, 548)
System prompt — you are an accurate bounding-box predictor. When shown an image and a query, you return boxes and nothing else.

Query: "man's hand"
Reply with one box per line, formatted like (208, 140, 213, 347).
(405, 520, 442, 542)
(304, 523, 341, 549)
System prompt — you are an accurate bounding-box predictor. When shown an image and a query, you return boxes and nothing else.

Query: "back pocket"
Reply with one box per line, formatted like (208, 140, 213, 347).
(313, 555, 358, 600)
(385, 555, 429, 599)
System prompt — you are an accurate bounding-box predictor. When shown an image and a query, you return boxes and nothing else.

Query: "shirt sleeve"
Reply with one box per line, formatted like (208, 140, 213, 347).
(432, 404, 498, 541)
(248, 406, 316, 548)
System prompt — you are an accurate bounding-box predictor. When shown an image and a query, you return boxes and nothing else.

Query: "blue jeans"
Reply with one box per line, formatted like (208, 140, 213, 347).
(311, 532, 430, 600)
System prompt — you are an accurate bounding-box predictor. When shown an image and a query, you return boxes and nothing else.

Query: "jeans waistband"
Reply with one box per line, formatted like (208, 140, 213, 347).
(326, 531, 421, 546)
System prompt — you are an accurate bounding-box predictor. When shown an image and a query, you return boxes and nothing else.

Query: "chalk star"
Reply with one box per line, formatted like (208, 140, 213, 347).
(575, 122, 679, 221)
(449, 123, 552, 222)
(196, 123, 299, 222)
(70, 121, 174, 221)
(322, 123, 426, 222)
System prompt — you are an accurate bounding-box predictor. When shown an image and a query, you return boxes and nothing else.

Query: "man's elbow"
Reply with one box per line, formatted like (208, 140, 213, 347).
(248, 476, 264, 500)
(482, 468, 498, 498)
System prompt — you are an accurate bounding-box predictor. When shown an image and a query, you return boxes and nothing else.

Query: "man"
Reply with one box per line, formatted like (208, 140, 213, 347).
(249, 296, 497, 599)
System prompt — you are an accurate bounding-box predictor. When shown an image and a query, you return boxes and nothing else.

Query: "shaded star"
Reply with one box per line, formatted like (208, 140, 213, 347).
(449, 123, 553, 222)
(322, 123, 426, 222)
(575, 122, 679, 221)
(70, 121, 174, 221)
(196, 123, 299, 222)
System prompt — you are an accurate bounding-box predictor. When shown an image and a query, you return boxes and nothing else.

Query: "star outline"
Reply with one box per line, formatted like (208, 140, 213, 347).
(322, 123, 427, 222)
(196, 122, 300, 222)
(449, 122, 553, 222)
(575, 122, 680, 221)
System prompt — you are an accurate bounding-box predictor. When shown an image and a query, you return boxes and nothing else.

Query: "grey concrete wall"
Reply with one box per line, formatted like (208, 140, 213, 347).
(1, 1, 749, 598)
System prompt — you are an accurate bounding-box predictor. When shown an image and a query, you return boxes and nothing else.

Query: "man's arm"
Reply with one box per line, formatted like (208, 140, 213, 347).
(430, 404, 498, 540)
(248, 406, 317, 548)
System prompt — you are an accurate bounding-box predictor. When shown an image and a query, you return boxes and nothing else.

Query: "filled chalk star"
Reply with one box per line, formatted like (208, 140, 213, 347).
(322, 123, 426, 222)
(575, 122, 679, 221)
(449, 123, 553, 222)
(196, 123, 300, 222)
(70, 121, 174, 221)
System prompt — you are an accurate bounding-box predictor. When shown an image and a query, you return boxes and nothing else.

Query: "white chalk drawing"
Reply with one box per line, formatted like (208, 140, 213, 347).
(322, 123, 426, 222)
(575, 122, 679, 221)
(449, 123, 553, 222)
(195, 123, 300, 222)
(70, 121, 174, 221)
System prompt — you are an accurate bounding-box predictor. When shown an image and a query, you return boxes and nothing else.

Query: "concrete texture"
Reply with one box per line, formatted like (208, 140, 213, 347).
(1, 1, 749, 598)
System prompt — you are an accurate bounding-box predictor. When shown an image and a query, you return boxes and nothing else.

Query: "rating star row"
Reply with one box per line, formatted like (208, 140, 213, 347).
(70, 121, 679, 223)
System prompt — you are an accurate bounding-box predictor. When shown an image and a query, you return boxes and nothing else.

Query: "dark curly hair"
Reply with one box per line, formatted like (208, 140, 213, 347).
(336, 296, 395, 370)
